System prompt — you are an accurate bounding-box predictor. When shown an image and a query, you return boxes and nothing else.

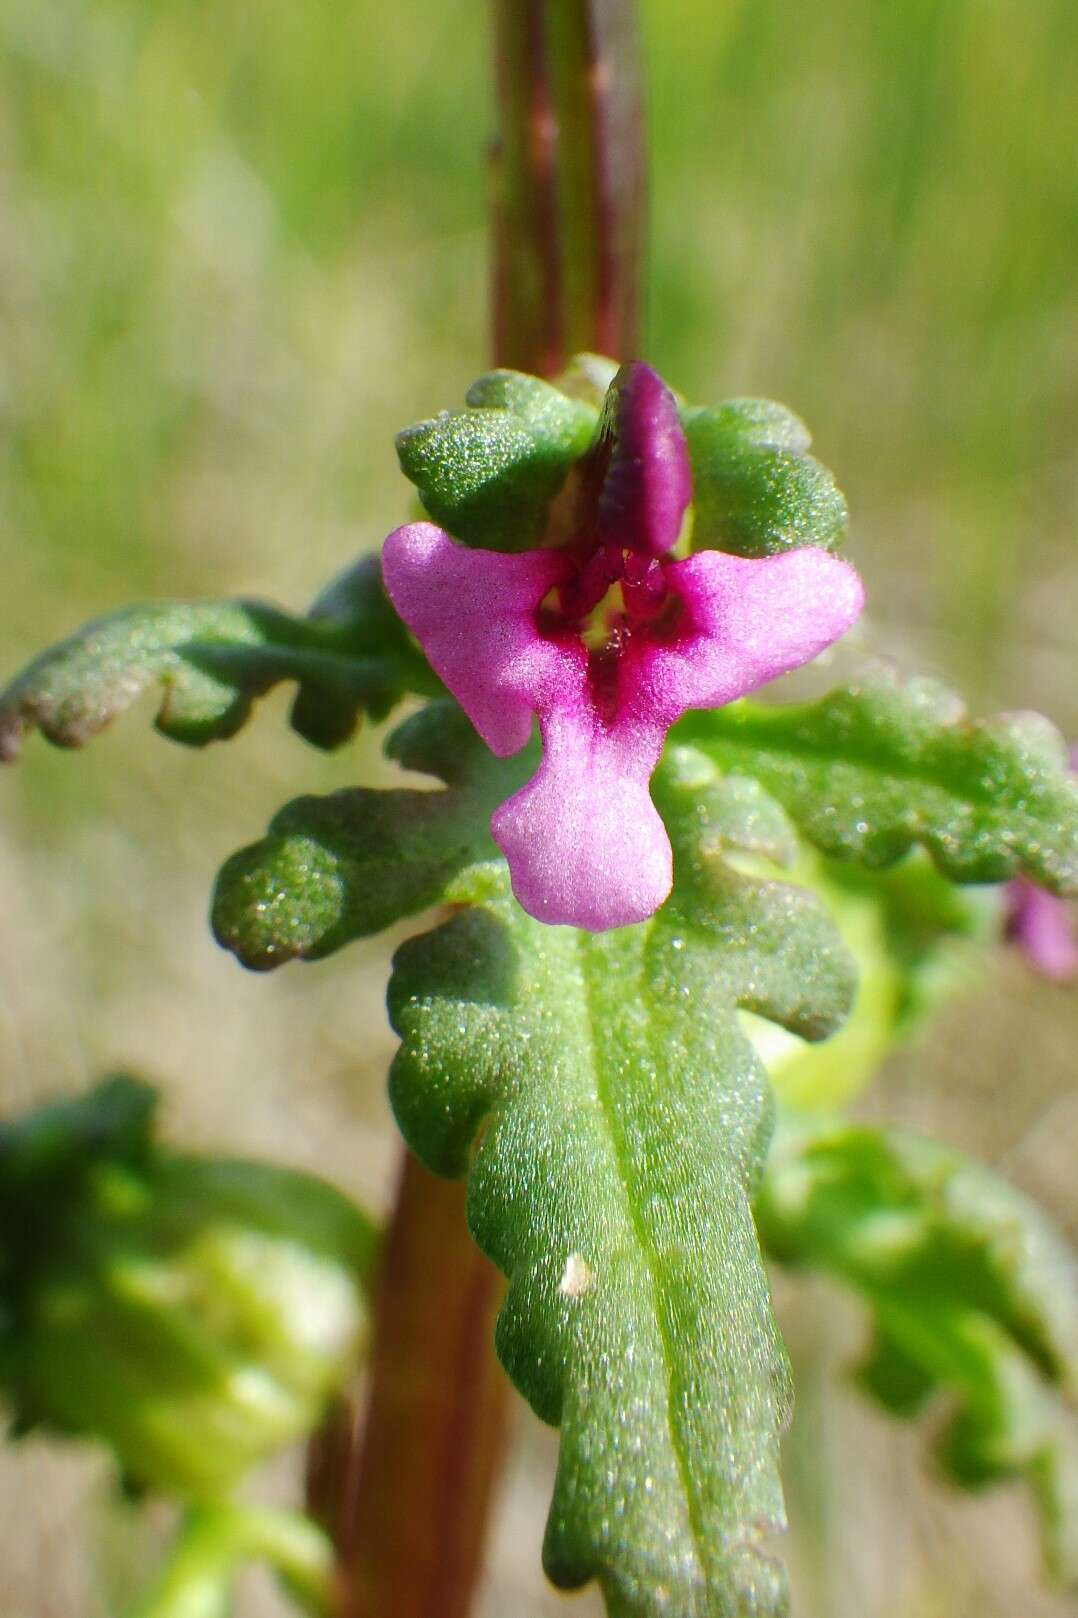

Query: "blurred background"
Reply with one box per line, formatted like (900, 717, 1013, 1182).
(1, 0, 1075, 1613)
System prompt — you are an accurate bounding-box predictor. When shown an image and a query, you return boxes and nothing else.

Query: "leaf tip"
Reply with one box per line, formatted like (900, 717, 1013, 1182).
(212, 835, 346, 971)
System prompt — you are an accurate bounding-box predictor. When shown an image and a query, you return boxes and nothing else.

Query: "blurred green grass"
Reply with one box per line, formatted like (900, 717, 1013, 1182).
(1, 2, 1076, 1615)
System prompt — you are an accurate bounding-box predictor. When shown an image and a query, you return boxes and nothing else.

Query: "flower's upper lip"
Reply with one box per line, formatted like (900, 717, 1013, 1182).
(540, 361, 691, 644)
(572, 361, 692, 560)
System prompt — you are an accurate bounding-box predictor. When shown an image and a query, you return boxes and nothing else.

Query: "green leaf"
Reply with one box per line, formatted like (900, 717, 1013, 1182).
(756, 1119, 1078, 1584)
(741, 850, 993, 1112)
(212, 701, 535, 969)
(395, 368, 597, 552)
(676, 667, 1078, 893)
(126, 1504, 333, 1618)
(682, 400, 848, 557)
(0, 558, 431, 759)
(1, 1078, 376, 1499)
(386, 759, 856, 1618)
(0, 1073, 156, 1205)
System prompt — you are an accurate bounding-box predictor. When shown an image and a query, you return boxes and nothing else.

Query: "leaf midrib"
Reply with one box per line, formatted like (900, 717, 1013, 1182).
(689, 711, 1054, 816)
(573, 928, 711, 1597)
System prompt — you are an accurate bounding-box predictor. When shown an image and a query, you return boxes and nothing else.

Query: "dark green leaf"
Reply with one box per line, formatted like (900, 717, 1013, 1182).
(395, 369, 597, 552)
(682, 400, 848, 557)
(212, 702, 535, 969)
(0, 1073, 156, 1204)
(756, 1119, 1078, 1584)
(676, 667, 1078, 892)
(386, 760, 856, 1618)
(0, 559, 431, 760)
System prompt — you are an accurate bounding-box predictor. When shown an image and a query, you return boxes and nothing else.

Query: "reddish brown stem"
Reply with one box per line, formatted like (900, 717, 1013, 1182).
(492, 0, 646, 376)
(586, 1, 646, 359)
(308, 1153, 508, 1618)
(492, 0, 565, 376)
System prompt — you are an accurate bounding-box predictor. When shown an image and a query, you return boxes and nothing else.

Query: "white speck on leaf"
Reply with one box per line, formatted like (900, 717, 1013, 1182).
(558, 1252, 593, 1298)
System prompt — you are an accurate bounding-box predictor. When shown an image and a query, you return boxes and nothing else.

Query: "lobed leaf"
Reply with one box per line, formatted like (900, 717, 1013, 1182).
(756, 1119, 1078, 1584)
(742, 849, 993, 1112)
(676, 666, 1078, 893)
(386, 757, 856, 1618)
(212, 702, 535, 969)
(682, 399, 848, 557)
(0, 558, 430, 760)
(396, 368, 597, 552)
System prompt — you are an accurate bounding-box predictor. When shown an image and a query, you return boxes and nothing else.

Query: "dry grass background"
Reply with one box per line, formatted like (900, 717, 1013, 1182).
(1, 1, 1076, 1613)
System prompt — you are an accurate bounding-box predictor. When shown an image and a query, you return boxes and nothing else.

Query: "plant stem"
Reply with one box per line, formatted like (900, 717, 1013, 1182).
(313, 7, 646, 1616)
(308, 1154, 508, 1618)
(492, 0, 646, 376)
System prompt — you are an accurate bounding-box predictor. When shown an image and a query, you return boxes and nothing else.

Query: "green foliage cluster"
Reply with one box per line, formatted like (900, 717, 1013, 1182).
(0, 1075, 375, 1616)
(0, 560, 431, 759)
(682, 401, 847, 557)
(4, 4, 1078, 1615)
(396, 365, 849, 560)
(4, 410, 1076, 1612)
(0, 1077, 376, 1496)
(678, 674, 1078, 891)
(388, 762, 854, 1617)
(757, 1119, 1078, 1584)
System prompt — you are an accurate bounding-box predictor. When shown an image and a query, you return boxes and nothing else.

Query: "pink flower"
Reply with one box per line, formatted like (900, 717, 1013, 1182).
(382, 363, 864, 931)
(1004, 745, 1078, 982)
(1004, 878, 1078, 982)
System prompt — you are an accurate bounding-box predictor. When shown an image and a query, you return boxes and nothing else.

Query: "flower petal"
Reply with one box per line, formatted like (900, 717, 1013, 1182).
(1005, 877, 1078, 982)
(492, 694, 672, 930)
(381, 521, 570, 756)
(635, 546, 864, 724)
(587, 362, 692, 557)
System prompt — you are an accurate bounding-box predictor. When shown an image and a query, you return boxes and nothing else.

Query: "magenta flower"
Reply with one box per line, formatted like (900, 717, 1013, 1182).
(1004, 745, 1078, 981)
(1004, 878, 1078, 982)
(382, 363, 864, 930)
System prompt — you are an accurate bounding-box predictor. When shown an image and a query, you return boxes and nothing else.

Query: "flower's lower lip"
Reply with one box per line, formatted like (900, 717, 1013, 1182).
(587, 636, 624, 727)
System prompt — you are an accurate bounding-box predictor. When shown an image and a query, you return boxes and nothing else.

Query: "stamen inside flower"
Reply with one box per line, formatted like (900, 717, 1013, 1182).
(535, 544, 685, 725)
(539, 546, 678, 643)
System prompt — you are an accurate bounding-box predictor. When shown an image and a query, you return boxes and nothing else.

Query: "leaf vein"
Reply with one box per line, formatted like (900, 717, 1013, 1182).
(574, 931, 711, 1595)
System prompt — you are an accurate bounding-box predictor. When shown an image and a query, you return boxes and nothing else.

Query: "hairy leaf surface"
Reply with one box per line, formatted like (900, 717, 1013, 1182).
(0, 559, 430, 759)
(757, 1119, 1078, 1584)
(212, 703, 533, 969)
(676, 667, 1078, 892)
(396, 369, 597, 552)
(387, 759, 856, 1618)
(682, 400, 848, 558)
